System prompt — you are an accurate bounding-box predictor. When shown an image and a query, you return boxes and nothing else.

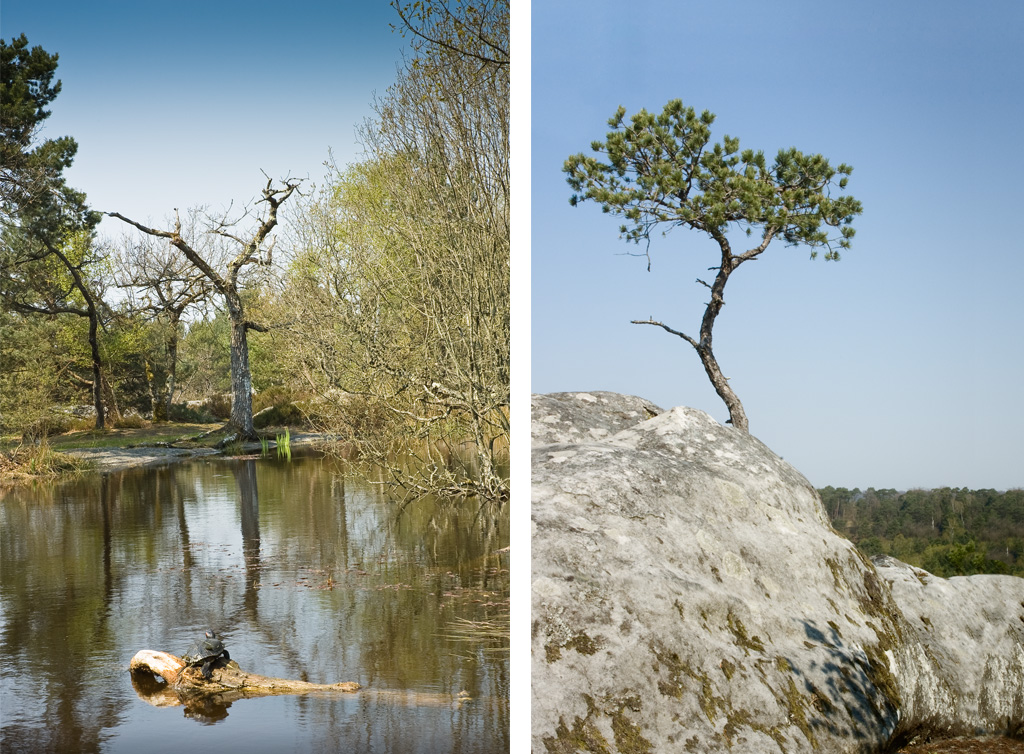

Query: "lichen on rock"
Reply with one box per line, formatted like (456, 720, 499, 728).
(532, 392, 1024, 753)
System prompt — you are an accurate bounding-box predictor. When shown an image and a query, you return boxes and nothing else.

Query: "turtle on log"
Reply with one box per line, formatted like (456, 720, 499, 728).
(180, 631, 230, 680)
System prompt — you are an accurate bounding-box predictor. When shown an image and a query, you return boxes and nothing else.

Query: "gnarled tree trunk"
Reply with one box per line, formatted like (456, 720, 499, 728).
(108, 177, 301, 442)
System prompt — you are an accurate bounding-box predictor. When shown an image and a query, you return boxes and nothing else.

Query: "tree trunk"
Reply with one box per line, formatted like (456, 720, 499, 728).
(87, 304, 106, 430)
(164, 321, 179, 421)
(46, 240, 106, 430)
(144, 359, 159, 421)
(695, 343, 748, 432)
(226, 297, 256, 440)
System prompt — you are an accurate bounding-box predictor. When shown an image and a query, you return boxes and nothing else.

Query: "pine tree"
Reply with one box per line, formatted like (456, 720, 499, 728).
(565, 100, 862, 431)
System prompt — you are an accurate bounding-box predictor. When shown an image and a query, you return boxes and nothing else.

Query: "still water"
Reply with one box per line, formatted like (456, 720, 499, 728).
(0, 453, 509, 753)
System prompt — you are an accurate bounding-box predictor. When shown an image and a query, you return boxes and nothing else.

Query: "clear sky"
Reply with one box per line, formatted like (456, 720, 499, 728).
(532, 0, 1024, 491)
(4, 0, 407, 232)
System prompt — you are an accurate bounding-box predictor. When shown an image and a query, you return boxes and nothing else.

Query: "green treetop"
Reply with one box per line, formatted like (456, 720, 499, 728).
(1, 34, 94, 234)
(564, 99, 862, 431)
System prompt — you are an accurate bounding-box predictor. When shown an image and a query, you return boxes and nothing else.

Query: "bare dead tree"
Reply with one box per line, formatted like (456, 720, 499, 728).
(108, 176, 302, 439)
(112, 214, 215, 419)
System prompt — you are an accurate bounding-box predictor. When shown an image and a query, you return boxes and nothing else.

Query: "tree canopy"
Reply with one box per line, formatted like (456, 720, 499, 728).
(1, 9, 510, 503)
(565, 100, 863, 430)
(2, 35, 107, 430)
(1, 33, 94, 235)
(285, 0, 509, 500)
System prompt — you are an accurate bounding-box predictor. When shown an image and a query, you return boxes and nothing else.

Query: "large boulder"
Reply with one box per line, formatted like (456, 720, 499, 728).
(531, 392, 1024, 753)
(872, 556, 1024, 740)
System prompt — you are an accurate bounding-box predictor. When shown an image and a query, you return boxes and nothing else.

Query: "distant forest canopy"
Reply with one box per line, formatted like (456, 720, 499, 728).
(820, 486, 1024, 578)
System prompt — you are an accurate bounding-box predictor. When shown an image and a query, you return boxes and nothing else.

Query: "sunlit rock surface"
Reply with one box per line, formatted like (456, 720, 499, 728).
(872, 556, 1024, 740)
(531, 392, 1024, 753)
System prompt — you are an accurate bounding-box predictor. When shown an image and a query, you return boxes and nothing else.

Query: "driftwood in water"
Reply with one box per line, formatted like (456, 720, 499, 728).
(129, 649, 360, 706)
(130, 649, 480, 721)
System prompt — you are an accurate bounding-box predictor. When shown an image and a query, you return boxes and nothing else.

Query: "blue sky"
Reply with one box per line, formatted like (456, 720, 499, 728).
(532, 0, 1024, 490)
(6, 1, 1021, 492)
(5, 0, 406, 231)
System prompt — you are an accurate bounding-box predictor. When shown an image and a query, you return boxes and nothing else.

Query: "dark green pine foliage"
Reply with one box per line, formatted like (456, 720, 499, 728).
(565, 100, 861, 259)
(565, 100, 862, 431)
(2, 34, 104, 428)
(1, 33, 95, 234)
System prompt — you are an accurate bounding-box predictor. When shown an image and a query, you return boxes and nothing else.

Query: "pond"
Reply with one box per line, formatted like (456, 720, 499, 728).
(0, 452, 510, 753)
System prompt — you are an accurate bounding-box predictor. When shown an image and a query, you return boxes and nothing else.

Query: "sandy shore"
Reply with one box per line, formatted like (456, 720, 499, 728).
(63, 446, 222, 471)
(61, 432, 331, 473)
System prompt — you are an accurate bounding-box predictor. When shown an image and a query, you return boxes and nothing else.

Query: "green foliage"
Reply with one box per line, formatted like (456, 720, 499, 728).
(200, 393, 232, 421)
(253, 403, 307, 430)
(20, 413, 73, 443)
(110, 413, 147, 429)
(1, 34, 97, 235)
(822, 486, 1024, 577)
(100, 313, 163, 415)
(276, 427, 291, 461)
(282, 1, 510, 500)
(565, 99, 862, 260)
(0, 34, 62, 142)
(176, 314, 231, 397)
(0, 309, 61, 432)
(220, 438, 246, 456)
(167, 402, 217, 424)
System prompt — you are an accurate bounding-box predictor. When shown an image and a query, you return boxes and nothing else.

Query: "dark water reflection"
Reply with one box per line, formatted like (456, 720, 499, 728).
(0, 453, 509, 753)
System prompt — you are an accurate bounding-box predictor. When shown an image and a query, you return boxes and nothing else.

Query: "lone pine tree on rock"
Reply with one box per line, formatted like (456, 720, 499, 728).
(564, 100, 862, 431)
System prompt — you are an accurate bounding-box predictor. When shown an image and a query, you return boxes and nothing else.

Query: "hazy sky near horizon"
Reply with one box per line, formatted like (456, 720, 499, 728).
(532, 0, 1024, 490)
(5, 0, 407, 233)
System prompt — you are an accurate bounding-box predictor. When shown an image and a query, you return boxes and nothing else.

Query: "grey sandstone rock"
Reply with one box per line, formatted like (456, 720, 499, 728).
(872, 555, 1024, 740)
(531, 392, 1024, 753)
(531, 391, 663, 447)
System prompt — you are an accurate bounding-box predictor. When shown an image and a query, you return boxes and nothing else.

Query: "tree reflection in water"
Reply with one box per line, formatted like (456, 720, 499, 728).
(0, 453, 509, 753)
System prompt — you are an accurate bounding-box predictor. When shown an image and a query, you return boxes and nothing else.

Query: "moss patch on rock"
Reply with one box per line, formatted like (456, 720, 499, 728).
(727, 612, 766, 654)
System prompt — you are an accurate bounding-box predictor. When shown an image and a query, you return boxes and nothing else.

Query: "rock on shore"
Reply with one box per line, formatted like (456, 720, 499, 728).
(532, 391, 1024, 753)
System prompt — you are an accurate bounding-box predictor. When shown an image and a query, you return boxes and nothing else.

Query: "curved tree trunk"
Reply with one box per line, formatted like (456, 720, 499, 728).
(632, 232, 753, 432)
(87, 303, 106, 430)
(694, 344, 748, 432)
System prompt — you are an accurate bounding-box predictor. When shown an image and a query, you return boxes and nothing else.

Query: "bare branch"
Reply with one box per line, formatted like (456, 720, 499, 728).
(735, 228, 777, 263)
(392, 0, 509, 68)
(105, 212, 175, 240)
(631, 318, 700, 350)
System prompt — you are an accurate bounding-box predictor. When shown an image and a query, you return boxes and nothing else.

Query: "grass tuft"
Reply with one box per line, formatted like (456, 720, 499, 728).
(0, 442, 94, 481)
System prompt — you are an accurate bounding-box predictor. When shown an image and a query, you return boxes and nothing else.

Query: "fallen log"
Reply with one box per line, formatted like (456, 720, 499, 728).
(129, 649, 484, 717)
(129, 649, 360, 704)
